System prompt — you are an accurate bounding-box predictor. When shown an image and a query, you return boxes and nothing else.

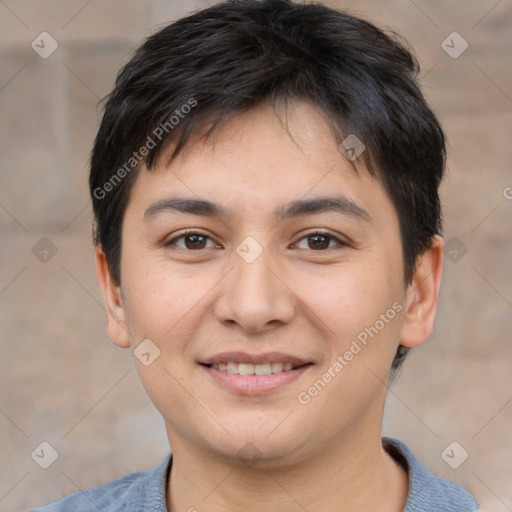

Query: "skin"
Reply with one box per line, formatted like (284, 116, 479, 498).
(96, 100, 443, 512)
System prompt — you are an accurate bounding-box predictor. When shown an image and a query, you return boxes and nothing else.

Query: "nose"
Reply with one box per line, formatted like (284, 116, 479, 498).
(213, 245, 296, 334)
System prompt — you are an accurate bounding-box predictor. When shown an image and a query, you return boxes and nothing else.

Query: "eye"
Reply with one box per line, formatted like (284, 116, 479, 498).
(165, 230, 220, 250)
(294, 231, 347, 251)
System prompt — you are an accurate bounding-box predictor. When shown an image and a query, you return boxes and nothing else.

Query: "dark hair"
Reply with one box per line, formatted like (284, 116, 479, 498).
(89, 0, 446, 374)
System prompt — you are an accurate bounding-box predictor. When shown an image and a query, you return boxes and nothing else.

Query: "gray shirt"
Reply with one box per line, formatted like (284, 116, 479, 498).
(28, 437, 480, 511)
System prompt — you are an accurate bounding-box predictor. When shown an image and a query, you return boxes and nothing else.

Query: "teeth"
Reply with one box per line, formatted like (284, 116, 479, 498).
(271, 362, 284, 373)
(211, 362, 299, 374)
(238, 363, 254, 375)
(255, 363, 272, 375)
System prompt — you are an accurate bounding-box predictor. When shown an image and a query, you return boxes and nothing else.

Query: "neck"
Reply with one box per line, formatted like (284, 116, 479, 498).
(166, 427, 408, 512)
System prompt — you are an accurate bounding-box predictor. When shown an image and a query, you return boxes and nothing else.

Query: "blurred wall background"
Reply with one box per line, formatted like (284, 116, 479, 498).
(0, 1, 510, 511)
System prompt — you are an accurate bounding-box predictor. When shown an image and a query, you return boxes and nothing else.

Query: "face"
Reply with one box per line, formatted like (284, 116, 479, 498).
(97, 101, 441, 469)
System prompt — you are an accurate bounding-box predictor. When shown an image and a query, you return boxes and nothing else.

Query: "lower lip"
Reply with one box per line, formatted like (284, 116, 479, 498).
(200, 364, 313, 395)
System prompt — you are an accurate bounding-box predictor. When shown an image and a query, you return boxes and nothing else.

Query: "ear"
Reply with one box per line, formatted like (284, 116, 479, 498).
(95, 246, 131, 348)
(399, 235, 444, 348)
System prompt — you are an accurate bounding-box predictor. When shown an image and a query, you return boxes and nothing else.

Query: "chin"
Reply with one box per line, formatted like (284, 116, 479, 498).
(199, 415, 312, 468)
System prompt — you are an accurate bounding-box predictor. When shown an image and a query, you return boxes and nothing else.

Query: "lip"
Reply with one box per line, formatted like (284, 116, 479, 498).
(199, 351, 310, 366)
(198, 352, 313, 395)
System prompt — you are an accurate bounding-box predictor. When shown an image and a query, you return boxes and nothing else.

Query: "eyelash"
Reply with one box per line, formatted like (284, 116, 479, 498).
(294, 230, 348, 250)
(164, 229, 348, 251)
(165, 229, 219, 250)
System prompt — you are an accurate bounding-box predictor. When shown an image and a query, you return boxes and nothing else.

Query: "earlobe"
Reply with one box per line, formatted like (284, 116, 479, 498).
(399, 235, 444, 348)
(95, 246, 131, 348)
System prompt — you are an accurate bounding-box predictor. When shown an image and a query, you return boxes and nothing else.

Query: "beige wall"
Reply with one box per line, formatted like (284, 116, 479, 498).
(0, 1, 511, 511)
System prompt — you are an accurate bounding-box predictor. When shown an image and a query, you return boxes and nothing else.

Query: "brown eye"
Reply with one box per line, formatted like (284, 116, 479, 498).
(183, 234, 208, 250)
(166, 231, 218, 250)
(307, 234, 331, 250)
(294, 231, 346, 251)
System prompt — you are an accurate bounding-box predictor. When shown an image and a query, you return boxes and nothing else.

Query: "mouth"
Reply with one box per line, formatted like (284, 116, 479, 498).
(198, 352, 314, 395)
(200, 361, 312, 375)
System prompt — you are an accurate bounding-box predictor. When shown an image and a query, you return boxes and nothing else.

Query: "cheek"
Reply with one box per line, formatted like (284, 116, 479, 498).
(292, 258, 401, 342)
(120, 260, 209, 407)
(120, 255, 217, 348)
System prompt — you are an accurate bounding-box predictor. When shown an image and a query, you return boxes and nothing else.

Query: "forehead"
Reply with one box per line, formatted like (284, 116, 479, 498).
(125, 101, 396, 227)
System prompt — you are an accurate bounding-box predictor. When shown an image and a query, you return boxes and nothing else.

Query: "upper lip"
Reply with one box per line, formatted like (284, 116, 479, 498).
(200, 351, 312, 366)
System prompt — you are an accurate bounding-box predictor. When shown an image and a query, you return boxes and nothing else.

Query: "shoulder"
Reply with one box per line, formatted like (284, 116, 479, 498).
(383, 437, 480, 512)
(27, 453, 172, 512)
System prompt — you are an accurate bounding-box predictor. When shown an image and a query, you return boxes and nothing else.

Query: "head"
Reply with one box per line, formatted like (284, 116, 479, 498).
(92, 0, 444, 466)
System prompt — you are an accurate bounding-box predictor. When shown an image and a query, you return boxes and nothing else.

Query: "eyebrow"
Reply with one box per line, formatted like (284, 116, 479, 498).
(276, 195, 370, 222)
(143, 195, 371, 223)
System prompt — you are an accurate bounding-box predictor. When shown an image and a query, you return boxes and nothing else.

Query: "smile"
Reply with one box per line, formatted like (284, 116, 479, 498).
(206, 362, 309, 375)
(199, 361, 313, 395)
